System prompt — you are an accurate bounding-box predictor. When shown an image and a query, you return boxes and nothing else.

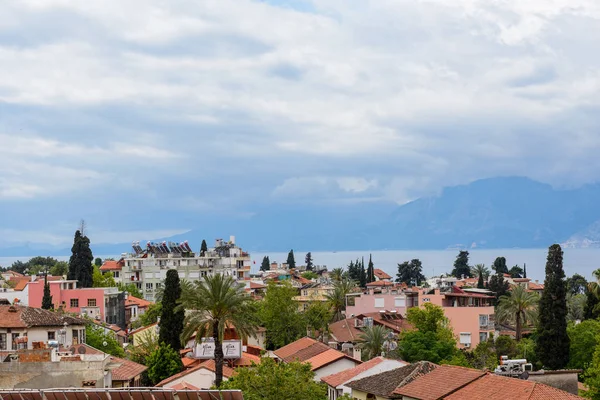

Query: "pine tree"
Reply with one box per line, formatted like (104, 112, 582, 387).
(489, 272, 509, 302)
(451, 251, 471, 278)
(200, 240, 208, 256)
(287, 250, 296, 270)
(67, 230, 94, 288)
(260, 256, 270, 272)
(159, 269, 185, 351)
(305, 252, 313, 271)
(536, 244, 570, 369)
(41, 270, 53, 310)
(367, 254, 375, 283)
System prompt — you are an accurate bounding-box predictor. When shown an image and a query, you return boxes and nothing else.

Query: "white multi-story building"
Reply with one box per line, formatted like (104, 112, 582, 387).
(117, 236, 252, 301)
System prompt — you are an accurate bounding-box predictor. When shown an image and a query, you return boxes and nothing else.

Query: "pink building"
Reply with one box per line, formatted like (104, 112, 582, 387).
(28, 280, 127, 328)
(345, 285, 495, 349)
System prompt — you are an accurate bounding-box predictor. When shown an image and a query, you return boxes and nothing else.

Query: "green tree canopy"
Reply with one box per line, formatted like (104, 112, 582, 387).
(568, 320, 600, 371)
(488, 272, 510, 302)
(303, 301, 332, 338)
(536, 244, 570, 370)
(583, 331, 600, 399)
(159, 269, 184, 351)
(398, 303, 457, 363)
(305, 252, 313, 271)
(471, 264, 490, 289)
(85, 324, 125, 358)
(136, 302, 162, 328)
(358, 325, 390, 360)
(200, 239, 208, 256)
(180, 274, 260, 387)
(492, 257, 508, 274)
(41, 272, 53, 310)
(566, 273, 588, 295)
(301, 271, 318, 280)
(92, 266, 116, 288)
(260, 256, 271, 272)
(508, 265, 524, 278)
(287, 250, 296, 269)
(118, 283, 143, 299)
(396, 259, 426, 286)
(326, 278, 355, 322)
(146, 343, 183, 385)
(451, 251, 471, 279)
(220, 357, 327, 400)
(94, 258, 102, 267)
(567, 293, 586, 322)
(330, 268, 344, 282)
(67, 230, 94, 288)
(259, 281, 305, 349)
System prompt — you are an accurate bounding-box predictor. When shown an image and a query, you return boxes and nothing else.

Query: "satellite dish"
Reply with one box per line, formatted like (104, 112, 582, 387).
(78, 346, 87, 354)
(520, 371, 529, 380)
(102, 341, 108, 347)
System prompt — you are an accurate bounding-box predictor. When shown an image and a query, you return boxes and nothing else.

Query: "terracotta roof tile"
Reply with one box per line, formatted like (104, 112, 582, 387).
(393, 364, 485, 399)
(273, 337, 321, 361)
(125, 296, 152, 308)
(306, 348, 346, 370)
(329, 319, 363, 343)
(366, 281, 395, 287)
(321, 356, 386, 387)
(13, 278, 30, 291)
(234, 352, 262, 367)
(156, 360, 235, 387)
(347, 361, 438, 398)
(249, 282, 266, 289)
(182, 357, 200, 368)
(100, 260, 122, 272)
(0, 305, 86, 328)
(445, 373, 583, 400)
(110, 356, 147, 381)
(374, 269, 392, 280)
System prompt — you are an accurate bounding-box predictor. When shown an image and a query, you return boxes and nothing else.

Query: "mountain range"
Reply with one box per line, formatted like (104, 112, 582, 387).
(3, 176, 600, 257)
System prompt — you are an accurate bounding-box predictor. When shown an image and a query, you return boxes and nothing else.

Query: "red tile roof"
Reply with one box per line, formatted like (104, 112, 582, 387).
(273, 337, 321, 361)
(156, 360, 235, 387)
(182, 357, 200, 369)
(445, 373, 583, 400)
(125, 296, 152, 309)
(13, 278, 30, 292)
(347, 361, 438, 397)
(100, 260, 123, 272)
(374, 269, 392, 280)
(306, 348, 346, 370)
(249, 282, 266, 290)
(322, 356, 386, 387)
(528, 282, 545, 291)
(329, 319, 363, 343)
(110, 356, 147, 381)
(366, 281, 395, 287)
(0, 305, 86, 328)
(234, 352, 262, 367)
(393, 365, 485, 399)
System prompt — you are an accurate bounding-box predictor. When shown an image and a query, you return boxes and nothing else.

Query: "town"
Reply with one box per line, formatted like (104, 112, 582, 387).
(0, 232, 595, 399)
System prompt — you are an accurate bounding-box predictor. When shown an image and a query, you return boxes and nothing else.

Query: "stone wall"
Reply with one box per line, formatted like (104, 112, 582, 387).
(528, 371, 581, 395)
(0, 359, 107, 389)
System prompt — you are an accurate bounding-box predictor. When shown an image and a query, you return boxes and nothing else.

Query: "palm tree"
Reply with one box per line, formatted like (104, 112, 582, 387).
(358, 325, 390, 360)
(471, 264, 490, 286)
(179, 274, 260, 387)
(496, 284, 539, 341)
(326, 278, 355, 322)
(330, 268, 344, 282)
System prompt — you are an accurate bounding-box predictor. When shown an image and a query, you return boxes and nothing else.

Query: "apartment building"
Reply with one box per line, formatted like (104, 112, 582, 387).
(117, 236, 252, 301)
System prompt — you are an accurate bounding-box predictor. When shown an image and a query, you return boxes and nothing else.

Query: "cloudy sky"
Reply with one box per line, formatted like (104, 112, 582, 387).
(1, 0, 600, 247)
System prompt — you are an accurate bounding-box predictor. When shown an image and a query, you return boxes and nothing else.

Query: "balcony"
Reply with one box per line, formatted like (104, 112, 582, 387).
(479, 323, 495, 331)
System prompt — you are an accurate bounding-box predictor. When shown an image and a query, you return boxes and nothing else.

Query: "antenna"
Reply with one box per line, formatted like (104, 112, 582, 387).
(79, 219, 87, 236)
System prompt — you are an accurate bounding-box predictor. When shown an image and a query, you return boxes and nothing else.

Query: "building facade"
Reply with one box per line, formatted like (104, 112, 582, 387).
(118, 237, 252, 301)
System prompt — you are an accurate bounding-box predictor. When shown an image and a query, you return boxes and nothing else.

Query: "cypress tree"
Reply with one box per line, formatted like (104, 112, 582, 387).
(200, 240, 208, 256)
(477, 271, 484, 289)
(305, 252, 313, 271)
(67, 230, 94, 288)
(367, 254, 375, 283)
(359, 258, 367, 288)
(536, 244, 570, 369)
(41, 271, 53, 310)
(159, 269, 185, 351)
(286, 250, 296, 269)
(260, 256, 270, 272)
(523, 263, 527, 279)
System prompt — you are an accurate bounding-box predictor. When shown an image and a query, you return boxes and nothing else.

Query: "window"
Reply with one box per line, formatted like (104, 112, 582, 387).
(374, 298, 385, 308)
(11, 333, 19, 350)
(363, 317, 373, 327)
(87, 299, 96, 307)
(479, 332, 488, 343)
(479, 314, 488, 326)
(302, 290, 308, 296)
(113, 271, 120, 279)
(70, 299, 79, 308)
(395, 297, 406, 307)
(459, 332, 472, 347)
(145, 283, 153, 290)
(48, 331, 56, 340)
(0, 334, 6, 350)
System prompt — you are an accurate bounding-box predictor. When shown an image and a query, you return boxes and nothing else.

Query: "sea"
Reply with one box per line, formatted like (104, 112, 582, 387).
(2, 248, 600, 282)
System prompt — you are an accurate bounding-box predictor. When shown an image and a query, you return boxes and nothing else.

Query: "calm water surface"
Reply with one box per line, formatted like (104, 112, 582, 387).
(2, 248, 600, 282)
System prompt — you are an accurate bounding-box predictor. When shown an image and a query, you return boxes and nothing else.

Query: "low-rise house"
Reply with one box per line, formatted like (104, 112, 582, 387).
(346, 286, 419, 319)
(294, 283, 334, 311)
(110, 356, 147, 387)
(273, 337, 361, 381)
(100, 259, 125, 283)
(125, 295, 151, 327)
(373, 269, 392, 282)
(346, 362, 583, 399)
(92, 320, 128, 346)
(321, 356, 408, 400)
(329, 312, 412, 359)
(156, 360, 235, 389)
(130, 322, 158, 346)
